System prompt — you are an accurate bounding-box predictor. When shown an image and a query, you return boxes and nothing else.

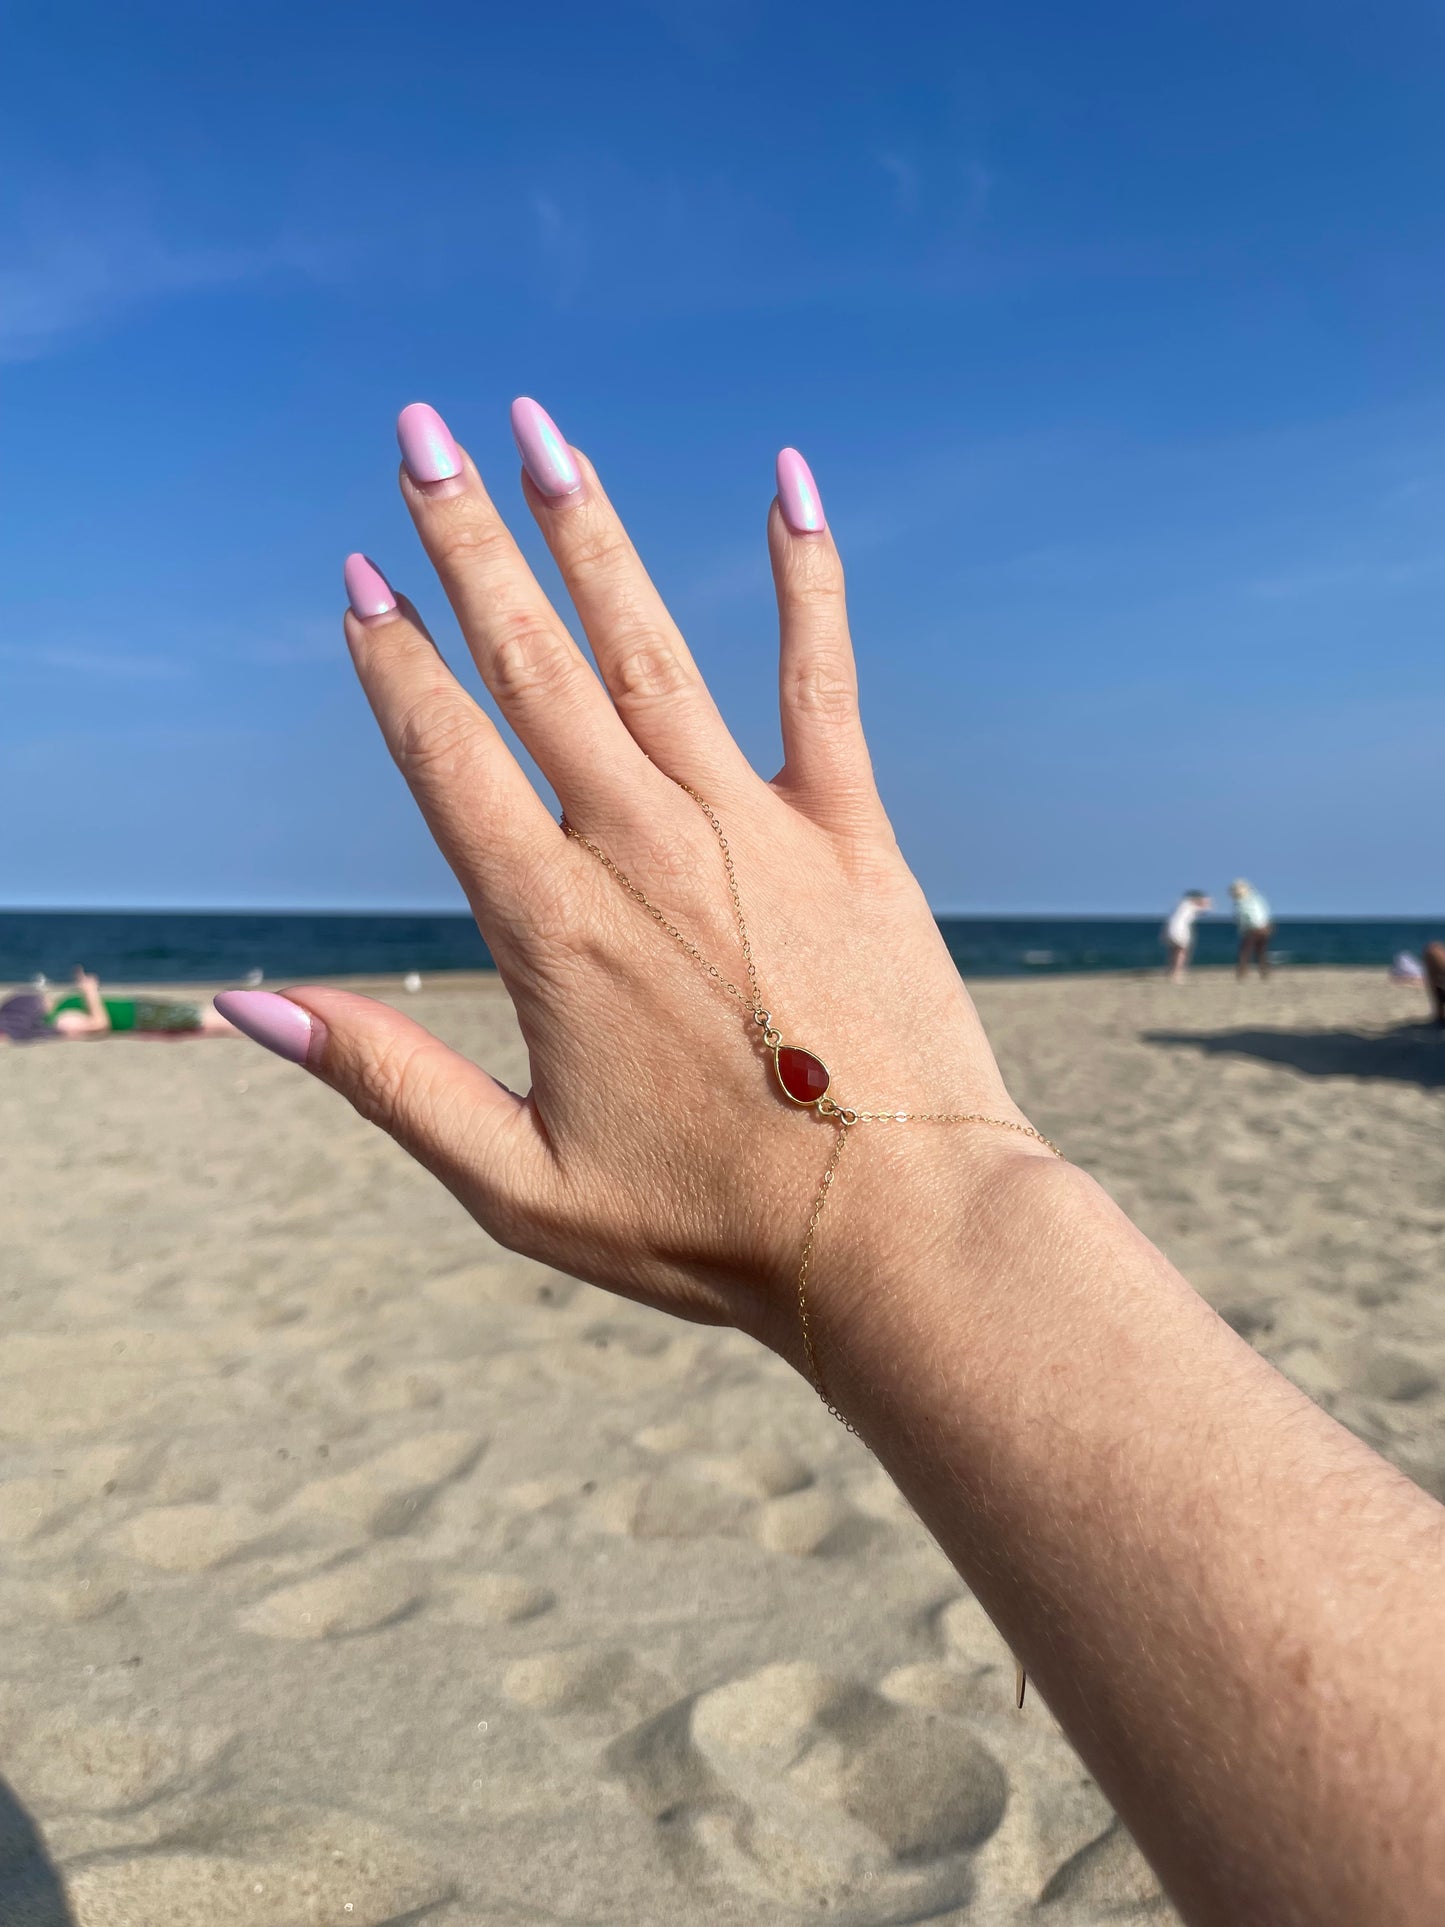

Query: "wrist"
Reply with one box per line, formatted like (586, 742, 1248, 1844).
(742, 1118, 1076, 1407)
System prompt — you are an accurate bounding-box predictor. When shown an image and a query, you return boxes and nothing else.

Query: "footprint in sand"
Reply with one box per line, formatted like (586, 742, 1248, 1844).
(879, 1661, 1005, 1722)
(33, 1572, 129, 1623)
(1037, 1817, 1171, 1916)
(1345, 1344, 1439, 1405)
(608, 1660, 1008, 1921)
(58, 1811, 451, 1927)
(688, 1448, 813, 1502)
(633, 1421, 703, 1455)
(111, 1503, 276, 1573)
(932, 1590, 1016, 1670)
(587, 1473, 754, 1542)
(0, 1709, 229, 1816)
(239, 1563, 423, 1640)
(424, 1260, 582, 1311)
(1216, 1297, 1278, 1342)
(502, 1646, 671, 1727)
(0, 1475, 85, 1547)
(284, 1430, 484, 1539)
(545, 1324, 701, 1390)
(442, 1572, 555, 1626)
(589, 1454, 869, 1558)
(751, 1487, 876, 1557)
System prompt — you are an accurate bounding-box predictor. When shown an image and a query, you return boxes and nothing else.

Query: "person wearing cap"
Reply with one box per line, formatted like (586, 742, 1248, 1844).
(1229, 879, 1273, 979)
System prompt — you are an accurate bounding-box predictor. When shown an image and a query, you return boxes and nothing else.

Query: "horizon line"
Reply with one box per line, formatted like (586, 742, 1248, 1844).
(2, 904, 1441, 924)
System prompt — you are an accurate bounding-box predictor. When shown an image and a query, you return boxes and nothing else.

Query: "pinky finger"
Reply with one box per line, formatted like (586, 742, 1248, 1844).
(769, 452, 879, 832)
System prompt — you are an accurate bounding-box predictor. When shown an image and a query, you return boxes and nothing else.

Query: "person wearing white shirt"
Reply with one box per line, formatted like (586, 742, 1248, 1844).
(1163, 890, 1211, 981)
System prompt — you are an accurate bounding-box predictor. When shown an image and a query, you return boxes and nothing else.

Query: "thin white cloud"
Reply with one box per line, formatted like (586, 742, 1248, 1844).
(0, 640, 186, 679)
(1248, 554, 1445, 600)
(0, 207, 335, 363)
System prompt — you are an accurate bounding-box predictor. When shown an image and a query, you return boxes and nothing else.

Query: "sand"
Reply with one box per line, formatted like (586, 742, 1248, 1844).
(1, 966, 1441, 1925)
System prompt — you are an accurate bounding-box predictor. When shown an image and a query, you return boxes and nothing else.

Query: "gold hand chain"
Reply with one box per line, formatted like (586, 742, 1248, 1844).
(564, 780, 1060, 1710)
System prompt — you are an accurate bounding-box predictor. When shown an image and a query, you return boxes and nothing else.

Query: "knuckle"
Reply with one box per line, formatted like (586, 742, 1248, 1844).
(393, 695, 483, 788)
(609, 629, 693, 703)
(787, 659, 859, 725)
(348, 1032, 435, 1139)
(428, 509, 512, 573)
(786, 573, 844, 613)
(488, 611, 577, 708)
(565, 520, 635, 576)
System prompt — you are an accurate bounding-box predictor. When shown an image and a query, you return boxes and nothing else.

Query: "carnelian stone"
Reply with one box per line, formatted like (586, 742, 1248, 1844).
(776, 1046, 830, 1105)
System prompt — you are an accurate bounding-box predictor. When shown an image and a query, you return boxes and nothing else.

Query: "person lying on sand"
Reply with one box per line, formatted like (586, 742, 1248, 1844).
(0, 968, 239, 1042)
(218, 399, 1445, 1927)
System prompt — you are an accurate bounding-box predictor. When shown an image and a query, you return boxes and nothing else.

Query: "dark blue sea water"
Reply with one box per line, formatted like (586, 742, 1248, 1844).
(1, 909, 1438, 987)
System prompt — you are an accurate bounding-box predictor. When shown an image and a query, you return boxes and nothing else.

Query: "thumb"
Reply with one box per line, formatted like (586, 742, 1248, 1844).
(214, 987, 547, 1233)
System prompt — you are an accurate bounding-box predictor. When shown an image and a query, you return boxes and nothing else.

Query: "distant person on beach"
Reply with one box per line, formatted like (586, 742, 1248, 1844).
(214, 400, 1443, 1926)
(0, 968, 239, 1043)
(1228, 878, 1274, 979)
(1163, 889, 1211, 980)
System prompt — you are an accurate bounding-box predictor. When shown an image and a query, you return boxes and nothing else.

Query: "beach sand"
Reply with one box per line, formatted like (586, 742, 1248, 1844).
(1, 966, 1441, 1925)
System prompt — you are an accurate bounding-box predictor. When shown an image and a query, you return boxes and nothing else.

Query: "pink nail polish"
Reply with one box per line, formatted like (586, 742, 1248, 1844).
(397, 402, 463, 483)
(510, 397, 582, 499)
(776, 448, 826, 534)
(343, 553, 396, 618)
(214, 991, 318, 1066)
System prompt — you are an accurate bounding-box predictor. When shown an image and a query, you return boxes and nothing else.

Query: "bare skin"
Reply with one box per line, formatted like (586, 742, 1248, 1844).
(51, 967, 113, 1037)
(239, 415, 1443, 1927)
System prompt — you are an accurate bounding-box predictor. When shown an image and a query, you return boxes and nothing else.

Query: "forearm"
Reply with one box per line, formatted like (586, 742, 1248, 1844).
(814, 1152, 1445, 1927)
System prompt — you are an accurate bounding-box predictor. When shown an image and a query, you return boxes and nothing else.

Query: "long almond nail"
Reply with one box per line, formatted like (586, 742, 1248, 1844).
(343, 553, 397, 618)
(397, 402, 463, 483)
(511, 397, 582, 499)
(776, 447, 826, 534)
(214, 991, 319, 1066)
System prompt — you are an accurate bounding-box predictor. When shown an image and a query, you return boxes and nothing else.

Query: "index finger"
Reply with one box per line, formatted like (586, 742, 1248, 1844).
(341, 556, 566, 959)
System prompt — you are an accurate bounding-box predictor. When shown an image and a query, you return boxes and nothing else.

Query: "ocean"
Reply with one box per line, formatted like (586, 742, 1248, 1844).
(1, 909, 1437, 988)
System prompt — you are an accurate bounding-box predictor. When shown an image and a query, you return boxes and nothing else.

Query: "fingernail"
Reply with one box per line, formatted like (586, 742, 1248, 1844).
(776, 447, 826, 534)
(397, 402, 463, 483)
(215, 991, 319, 1066)
(343, 553, 397, 619)
(510, 397, 582, 499)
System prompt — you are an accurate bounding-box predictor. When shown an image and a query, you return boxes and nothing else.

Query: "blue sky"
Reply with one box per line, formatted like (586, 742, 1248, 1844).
(4, 0, 1443, 914)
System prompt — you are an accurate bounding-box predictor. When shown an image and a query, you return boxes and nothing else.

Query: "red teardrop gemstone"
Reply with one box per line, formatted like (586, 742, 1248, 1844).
(776, 1046, 831, 1105)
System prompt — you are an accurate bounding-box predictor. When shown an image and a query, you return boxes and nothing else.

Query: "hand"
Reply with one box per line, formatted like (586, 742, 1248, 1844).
(236, 403, 1050, 1363)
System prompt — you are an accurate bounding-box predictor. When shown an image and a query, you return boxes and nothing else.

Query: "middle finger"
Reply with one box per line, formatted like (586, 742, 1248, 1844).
(511, 397, 747, 787)
(395, 401, 650, 820)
